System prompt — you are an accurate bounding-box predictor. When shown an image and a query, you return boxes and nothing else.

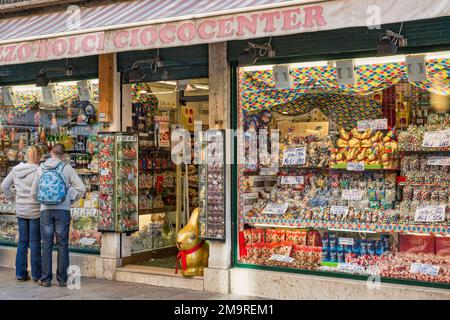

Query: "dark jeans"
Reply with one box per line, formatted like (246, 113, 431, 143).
(16, 217, 41, 280)
(40, 209, 71, 284)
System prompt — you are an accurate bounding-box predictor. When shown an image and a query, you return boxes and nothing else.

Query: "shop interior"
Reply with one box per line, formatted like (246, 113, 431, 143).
(237, 52, 450, 286)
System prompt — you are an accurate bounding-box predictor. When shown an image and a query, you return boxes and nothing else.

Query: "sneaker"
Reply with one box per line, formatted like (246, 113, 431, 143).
(16, 274, 30, 281)
(37, 280, 51, 288)
(58, 282, 67, 288)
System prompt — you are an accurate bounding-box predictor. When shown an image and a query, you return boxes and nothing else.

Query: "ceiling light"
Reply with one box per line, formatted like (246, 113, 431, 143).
(355, 55, 406, 66)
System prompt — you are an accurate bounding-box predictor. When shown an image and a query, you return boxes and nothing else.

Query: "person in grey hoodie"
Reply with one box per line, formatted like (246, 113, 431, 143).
(30, 144, 86, 288)
(1, 146, 42, 282)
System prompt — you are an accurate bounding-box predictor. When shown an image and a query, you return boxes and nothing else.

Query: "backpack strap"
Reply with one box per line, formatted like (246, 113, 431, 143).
(55, 162, 69, 189)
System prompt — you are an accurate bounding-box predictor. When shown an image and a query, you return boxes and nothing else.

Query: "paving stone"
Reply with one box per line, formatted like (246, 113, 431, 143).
(0, 267, 261, 300)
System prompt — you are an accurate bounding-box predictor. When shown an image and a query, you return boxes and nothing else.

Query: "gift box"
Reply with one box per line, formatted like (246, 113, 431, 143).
(399, 234, 435, 254)
(435, 236, 450, 256)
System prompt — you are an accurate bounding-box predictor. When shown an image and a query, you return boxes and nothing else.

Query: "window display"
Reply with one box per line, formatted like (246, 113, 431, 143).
(0, 81, 101, 253)
(236, 57, 450, 287)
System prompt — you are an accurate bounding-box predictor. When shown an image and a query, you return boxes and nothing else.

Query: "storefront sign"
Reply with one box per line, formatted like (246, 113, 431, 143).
(262, 203, 288, 215)
(282, 147, 306, 166)
(414, 205, 446, 222)
(422, 129, 450, 148)
(280, 176, 304, 185)
(330, 206, 349, 215)
(269, 254, 295, 263)
(3, 0, 450, 65)
(410, 263, 440, 276)
(357, 119, 388, 131)
(341, 189, 363, 201)
(347, 162, 365, 171)
(427, 156, 450, 166)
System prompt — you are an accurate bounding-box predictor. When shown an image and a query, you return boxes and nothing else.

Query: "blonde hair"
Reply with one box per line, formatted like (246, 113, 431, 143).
(27, 146, 41, 164)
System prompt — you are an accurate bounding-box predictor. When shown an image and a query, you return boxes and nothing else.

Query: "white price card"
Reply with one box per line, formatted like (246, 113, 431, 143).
(281, 176, 304, 185)
(269, 254, 295, 263)
(414, 205, 446, 222)
(357, 119, 388, 131)
(330, 206, 349, 215)
(100, 169, 110, 176)
(347, 162, 365, 171)
(262, 203, 289, 215)
(341, 189, 363, 201)
(410, 263, 440, 276)
(427, 156, 450, 166)
(259, 167, 279, 176)
(79, 238, 97, 246)
(422, 129, 450, 148)
(116, 135, 122, 142)
(282, 147, 306, 166)
(339, 238, 355, 246)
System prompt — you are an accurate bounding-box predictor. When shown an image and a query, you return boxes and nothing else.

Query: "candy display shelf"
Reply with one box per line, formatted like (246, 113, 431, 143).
(241, 217, 450, 236)
(398, 182, 450, 187)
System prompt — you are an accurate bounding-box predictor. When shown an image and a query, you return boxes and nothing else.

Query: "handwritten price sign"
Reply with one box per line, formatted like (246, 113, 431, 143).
(410, 263, 440, 276)
(347, 162, 365, 171)
(280, 176, 304, 185)
(270, 254, 295, 263)
(414, 205, 446, 222)
(330, 206, 349, 215)
(341, 189, 363, 201)
(357, 119, 388, 131)
(427, 156, 450, 166)
(262, 203, 288, 215)
(282, 148, 306, 166)
(422, 129, 450, 148)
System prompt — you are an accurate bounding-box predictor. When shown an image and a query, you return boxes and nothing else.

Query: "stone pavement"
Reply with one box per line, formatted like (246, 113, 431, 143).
(0, 267, 257, 300)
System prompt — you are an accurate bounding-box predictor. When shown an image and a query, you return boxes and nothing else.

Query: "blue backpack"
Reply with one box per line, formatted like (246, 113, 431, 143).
(37, 163, 68, 205)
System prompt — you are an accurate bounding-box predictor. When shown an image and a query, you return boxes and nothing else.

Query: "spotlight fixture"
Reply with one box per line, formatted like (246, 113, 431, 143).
(239, 40, 275, 66)
(35, 66, 75, 87)
(128, 63, 146, 83)
(36, 70, 50, 87)
(129, 50, 165, 83)
(377, 29, 407, 56)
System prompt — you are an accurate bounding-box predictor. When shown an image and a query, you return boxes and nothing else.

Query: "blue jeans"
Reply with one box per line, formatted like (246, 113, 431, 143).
(16, 217, 41, 280)
(40, 210, 71, 284)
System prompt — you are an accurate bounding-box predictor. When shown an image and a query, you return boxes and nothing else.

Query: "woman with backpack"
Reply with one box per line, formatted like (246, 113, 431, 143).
(1, 146, 42, 282)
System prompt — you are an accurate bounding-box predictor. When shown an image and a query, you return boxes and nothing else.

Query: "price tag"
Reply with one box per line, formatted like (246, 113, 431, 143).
(339, 238, 355, 246)
(414, 205, 446, 222)
(330, 206, 349, 215)
(357, 119, 388, 131)
(101, 169, 110, 176)
(410, 263, 440, 276)
(280, 176, 304, 185)
(262, 203, 288, 215)
(427, 156, 450, 166)
(341, 189, 363, 201)
(282, 148, 306, 166)
(116, 136, 122, 142)
(79, 238, 97, 246)
(259, 167, 279, 176)
(269, 254, 295, 263)
(347, 162, 365, 171)
(422, 129, 450, 148)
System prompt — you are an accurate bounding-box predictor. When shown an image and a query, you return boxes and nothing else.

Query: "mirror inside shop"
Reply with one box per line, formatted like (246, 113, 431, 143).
(0, 80, 101, 252)
(238, 53, 450, 285)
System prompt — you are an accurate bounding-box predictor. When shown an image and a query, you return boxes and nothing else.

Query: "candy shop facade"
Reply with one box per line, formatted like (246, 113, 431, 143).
(0, 0, 450, 299)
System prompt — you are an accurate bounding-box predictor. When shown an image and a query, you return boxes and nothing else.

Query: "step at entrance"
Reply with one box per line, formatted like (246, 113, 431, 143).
(116, 265, 204, 291)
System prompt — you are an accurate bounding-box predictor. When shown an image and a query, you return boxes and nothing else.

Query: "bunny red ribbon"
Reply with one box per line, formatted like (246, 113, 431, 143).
(175, 240, 205, 274)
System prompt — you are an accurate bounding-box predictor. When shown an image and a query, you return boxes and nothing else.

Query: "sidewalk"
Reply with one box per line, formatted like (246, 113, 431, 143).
(0, 268, 257, 300)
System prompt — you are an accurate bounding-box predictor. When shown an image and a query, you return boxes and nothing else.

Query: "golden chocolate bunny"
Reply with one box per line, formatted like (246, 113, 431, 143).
(176, 208, 209, 277)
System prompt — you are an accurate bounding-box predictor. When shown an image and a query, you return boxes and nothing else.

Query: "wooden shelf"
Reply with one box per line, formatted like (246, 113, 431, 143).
(139, 206, 176, 215)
